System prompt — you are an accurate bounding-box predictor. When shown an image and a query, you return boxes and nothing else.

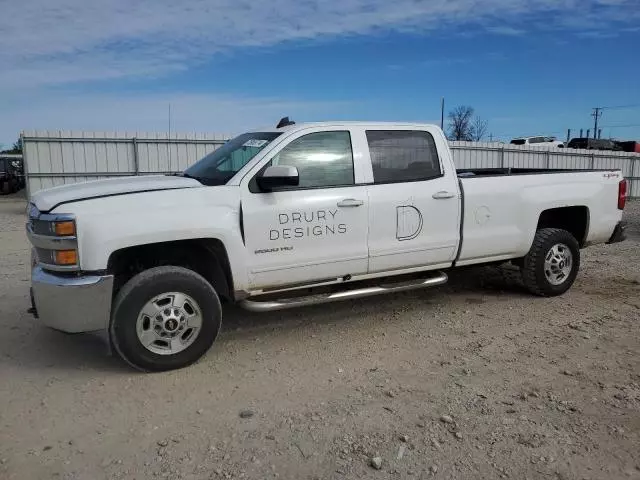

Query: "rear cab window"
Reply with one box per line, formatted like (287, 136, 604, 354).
(365, 130, 442, 183)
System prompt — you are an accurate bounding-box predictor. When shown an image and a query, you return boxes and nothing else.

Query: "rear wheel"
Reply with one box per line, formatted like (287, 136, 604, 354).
(521, 228, 580, 297)
(110, 266, 222, 372)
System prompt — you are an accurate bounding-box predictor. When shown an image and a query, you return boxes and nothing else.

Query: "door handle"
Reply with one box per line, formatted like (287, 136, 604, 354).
(432, 191, 456, 200)
(337, 198, 364, 208)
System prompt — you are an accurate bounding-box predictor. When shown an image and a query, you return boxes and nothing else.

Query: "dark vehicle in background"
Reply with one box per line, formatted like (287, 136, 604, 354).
(615, 141, 640, 153)
(0, 155, 25, 194)
(566, 138, 622, 151)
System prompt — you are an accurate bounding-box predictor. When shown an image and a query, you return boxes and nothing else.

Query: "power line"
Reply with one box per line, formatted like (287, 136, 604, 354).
(599, 123, 640, 129)
(600, 104, 640, 110)
(590, 104, 640, 138)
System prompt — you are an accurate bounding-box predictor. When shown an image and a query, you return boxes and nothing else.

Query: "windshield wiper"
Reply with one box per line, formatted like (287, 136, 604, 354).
(167, 171, 207, 184)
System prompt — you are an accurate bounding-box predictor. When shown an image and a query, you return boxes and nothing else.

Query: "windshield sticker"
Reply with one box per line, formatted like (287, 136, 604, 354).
(243, 139, 268, 148)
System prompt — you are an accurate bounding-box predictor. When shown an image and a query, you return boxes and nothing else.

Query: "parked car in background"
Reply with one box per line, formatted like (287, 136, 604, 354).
(510, 136, 564, 148)
(566, 138, 622, 151)
(0, 155, 25, 194)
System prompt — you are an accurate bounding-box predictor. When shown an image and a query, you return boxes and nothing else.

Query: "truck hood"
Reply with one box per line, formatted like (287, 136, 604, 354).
(31, 175, 202, 212)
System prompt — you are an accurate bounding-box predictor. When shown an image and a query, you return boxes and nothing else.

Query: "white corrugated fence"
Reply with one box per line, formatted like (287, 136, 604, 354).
(22, 131, 640, 198)
(22, 130, 228, 196)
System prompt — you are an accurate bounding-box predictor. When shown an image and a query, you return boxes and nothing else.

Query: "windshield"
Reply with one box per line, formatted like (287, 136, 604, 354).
(183, 132, 282, 185)
(510, 139, 526, 145)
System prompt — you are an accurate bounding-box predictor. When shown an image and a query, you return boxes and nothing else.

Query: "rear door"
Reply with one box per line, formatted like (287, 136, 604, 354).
(240, 127, 370, 290)
(360, 127, 461, 273)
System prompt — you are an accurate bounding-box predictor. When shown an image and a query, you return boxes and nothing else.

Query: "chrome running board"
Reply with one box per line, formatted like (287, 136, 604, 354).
(239, 271, 448, 312)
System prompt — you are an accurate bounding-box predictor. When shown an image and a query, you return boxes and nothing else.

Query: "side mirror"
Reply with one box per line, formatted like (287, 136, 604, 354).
(257, 165, 299, 191)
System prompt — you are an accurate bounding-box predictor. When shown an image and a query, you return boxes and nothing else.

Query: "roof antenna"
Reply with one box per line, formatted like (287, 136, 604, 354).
(276, 116, 295, 128)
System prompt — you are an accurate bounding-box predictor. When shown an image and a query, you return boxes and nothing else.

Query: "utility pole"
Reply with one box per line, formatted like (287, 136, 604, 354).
(440, 97, 445, 131)
(591, 107, 602, 139)
(489, 133, 494, 142)
(168, 103, 172, 171)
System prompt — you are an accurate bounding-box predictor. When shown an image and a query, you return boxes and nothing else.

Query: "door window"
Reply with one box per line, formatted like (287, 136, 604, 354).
(366, 130, 441, 184)
(269, 131, 355, 188)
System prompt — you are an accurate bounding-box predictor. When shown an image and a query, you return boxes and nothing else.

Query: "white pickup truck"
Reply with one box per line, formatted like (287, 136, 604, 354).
(27, 121, 628, 371)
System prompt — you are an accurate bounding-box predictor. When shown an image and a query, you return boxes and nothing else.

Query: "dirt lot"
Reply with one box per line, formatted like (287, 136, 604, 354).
(0, 196, 638, 480)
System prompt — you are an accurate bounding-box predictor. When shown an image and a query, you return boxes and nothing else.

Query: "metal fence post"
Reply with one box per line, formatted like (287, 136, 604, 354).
(590, 153, 595, 170)
(500, 145, 505, 168)
(546, 150, 551, 169)
(21, 133, 31, 199)
(632, 157, 638, 199)
(132, 137, 139, 175)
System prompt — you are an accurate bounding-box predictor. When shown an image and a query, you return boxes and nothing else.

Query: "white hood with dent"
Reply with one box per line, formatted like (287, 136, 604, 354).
(31, 175, 202, 212)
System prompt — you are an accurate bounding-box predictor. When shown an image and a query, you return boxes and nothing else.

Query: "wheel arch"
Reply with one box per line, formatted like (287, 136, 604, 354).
(536, 205, 589, 247)
(107, 238, 234, 301)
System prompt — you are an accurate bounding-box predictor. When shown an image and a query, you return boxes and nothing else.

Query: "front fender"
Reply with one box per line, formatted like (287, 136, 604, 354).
(51, 186, 249, 290)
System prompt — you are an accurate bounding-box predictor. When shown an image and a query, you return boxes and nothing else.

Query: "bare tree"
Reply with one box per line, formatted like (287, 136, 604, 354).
(447, 106, 474, 141)
(471, 116, 489, 141)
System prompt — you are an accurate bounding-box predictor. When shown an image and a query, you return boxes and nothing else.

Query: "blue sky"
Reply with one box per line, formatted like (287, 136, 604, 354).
(1, 0, 639, 147)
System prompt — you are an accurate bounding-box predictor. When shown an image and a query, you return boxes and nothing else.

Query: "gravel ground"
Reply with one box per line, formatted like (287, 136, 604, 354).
(0, 195, 638, 480)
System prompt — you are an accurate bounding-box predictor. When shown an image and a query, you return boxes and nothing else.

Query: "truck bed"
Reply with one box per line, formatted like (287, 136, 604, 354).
(456, 167, 612, 177)
(455, 168, 623, 267)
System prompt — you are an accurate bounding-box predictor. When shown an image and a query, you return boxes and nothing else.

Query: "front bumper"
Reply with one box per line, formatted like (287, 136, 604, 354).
(31, 265, 114, 333)
(607, 221, 627, 244)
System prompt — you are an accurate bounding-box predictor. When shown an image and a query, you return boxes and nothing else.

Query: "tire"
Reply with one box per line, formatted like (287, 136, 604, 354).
(521, 228, 580, 297)
(110, 266, 222, 372)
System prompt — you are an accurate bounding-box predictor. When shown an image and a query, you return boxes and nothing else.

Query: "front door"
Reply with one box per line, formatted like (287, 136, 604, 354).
(363, 128, 461, 272)
(241, 129, 369, 290)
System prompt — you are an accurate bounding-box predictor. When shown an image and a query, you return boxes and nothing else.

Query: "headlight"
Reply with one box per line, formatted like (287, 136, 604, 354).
(27, 206, 79, 271)
(34, 248, 78, 267)
(32, 218, 76, 237)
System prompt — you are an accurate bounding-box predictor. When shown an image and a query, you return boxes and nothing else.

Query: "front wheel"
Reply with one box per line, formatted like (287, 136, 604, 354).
(521, 228, 580, 297)
(110, 266, 222, 372)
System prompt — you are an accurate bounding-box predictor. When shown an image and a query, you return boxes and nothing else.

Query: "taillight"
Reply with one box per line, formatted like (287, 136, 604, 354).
(618, 179, 627, 210)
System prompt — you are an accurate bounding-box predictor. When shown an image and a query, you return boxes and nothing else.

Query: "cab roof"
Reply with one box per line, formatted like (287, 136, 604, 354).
(252, 121, 440, 133)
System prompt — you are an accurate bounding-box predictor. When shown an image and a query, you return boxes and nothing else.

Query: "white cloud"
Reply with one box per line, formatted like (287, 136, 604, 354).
(1, 0, 638, 144)
(486, 26, 525, 36)
(2, 0, 638, 91)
